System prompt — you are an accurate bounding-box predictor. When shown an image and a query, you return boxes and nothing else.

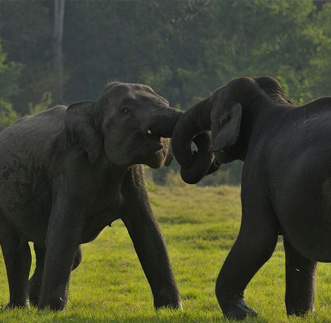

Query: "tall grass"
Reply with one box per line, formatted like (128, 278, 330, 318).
(0, 184, 330, 322)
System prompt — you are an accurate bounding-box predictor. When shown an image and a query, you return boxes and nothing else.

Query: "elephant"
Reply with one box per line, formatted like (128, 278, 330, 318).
(0, 81, 183, 311)
(171, 75, 331, 319)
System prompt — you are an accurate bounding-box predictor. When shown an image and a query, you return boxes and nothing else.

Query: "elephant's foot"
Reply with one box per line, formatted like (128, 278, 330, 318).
(38, 286, 68, 311)
(28, 288, 40, 307)
(287, 305, 314, 317)
(4, 300, 29, 310)
(153, 287, 182, 310)
(38, 297, 66, 311)
(28, 275, 42, 307)
(221, 299, 257, 320)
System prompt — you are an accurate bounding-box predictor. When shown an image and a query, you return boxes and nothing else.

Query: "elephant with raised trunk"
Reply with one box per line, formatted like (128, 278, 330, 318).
(0, 82, 182, 311)
(172, 76, 331, 319)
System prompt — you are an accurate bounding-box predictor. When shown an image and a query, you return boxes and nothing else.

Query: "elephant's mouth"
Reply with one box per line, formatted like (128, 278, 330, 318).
(131, 124, 172, 169)
(143, 127, 165, 152)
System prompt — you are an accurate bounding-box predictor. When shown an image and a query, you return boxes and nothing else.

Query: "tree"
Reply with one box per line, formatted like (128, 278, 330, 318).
(53, 0, 66, 103)
(0, 0, 330, 183)
(0, 39, 21, 130)
(0, 1, 53, 114)
(309, 3, 331, 97)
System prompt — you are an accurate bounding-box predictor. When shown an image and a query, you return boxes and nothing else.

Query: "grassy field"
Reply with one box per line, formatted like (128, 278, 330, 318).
(0, 183, 331, 322)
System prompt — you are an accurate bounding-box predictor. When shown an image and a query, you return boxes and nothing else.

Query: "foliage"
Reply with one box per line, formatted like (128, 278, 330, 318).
(28, 92, 53, 115)
(0, 100, 19, 131)
(0, 2, 54, 114)
(0, 43, 21, 101)
(203, 0, 319, 104)
(0, 40, 21, 130)
(309, 3, 331, 97)
(1, 0, 330, 108)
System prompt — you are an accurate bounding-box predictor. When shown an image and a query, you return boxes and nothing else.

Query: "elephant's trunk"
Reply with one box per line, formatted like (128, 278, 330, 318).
(142, 107, 183, 138)
(253, 76, 289, 105)
(171, 98, 218, 184)
(172, 98, 211, 168)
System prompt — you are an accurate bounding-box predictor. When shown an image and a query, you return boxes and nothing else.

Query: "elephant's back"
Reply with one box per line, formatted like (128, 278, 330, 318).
(1, 105, 67, 141)
(0, 105, 67, 160)
(0, 105, 68, 203)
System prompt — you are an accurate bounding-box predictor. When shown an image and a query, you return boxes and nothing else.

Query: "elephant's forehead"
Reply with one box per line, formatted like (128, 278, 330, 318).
(120, 93, 166, 106)
(112, 90, 168, 111)
(106, 83, 152, 96)
(106, 84, 168, 106)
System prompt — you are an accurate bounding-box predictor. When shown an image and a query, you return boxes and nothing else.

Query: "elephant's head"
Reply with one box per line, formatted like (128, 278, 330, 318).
(171, 76, 287, 183)
(65, 82, 183, 168)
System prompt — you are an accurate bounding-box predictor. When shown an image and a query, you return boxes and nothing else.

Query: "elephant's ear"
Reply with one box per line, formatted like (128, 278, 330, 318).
(212, 103, 242, 152)
(65, 101, 102, 163)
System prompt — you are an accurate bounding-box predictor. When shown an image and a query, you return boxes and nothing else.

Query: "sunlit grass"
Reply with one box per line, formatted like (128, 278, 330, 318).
(0, 183, 330, 321)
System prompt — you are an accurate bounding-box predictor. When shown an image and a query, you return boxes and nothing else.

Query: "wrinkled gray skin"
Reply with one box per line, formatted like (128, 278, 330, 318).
(0, 82, 182, 311)
(172, 76, 331, 319)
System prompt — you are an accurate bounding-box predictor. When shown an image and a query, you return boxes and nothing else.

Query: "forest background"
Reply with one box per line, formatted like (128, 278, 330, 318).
(0, 0, 330, 185)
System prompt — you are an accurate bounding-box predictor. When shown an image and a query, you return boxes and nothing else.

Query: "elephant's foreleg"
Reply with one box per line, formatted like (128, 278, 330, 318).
(216, 193, 279, 320)
(122, 213, 181, 309)
(29, 245, 82, 306)
(29, 244, 82, 307)
(283, 237, 317, 316)
(38, 218, 82, 310)
(0, 217, 31, 308)
(38, 227, 81, 310)
(38, 179, 84, 311)
(121, 167, 181, 310)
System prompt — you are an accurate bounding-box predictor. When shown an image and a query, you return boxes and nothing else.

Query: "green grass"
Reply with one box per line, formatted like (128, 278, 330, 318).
(0, 184, 331, 322)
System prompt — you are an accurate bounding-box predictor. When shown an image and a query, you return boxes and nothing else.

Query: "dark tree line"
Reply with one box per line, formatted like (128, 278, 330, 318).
(0, 0, 330, 184)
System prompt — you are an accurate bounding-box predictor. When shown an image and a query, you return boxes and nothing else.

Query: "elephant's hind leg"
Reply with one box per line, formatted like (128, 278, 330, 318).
(216, 191, 279, 320)
(28, 244, 45, 306)
(284, 238, 317, 316)
(0, 214, 31, 308)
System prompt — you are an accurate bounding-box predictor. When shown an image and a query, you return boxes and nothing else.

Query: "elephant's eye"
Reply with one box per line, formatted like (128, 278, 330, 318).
(121, 107, 130, 115)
